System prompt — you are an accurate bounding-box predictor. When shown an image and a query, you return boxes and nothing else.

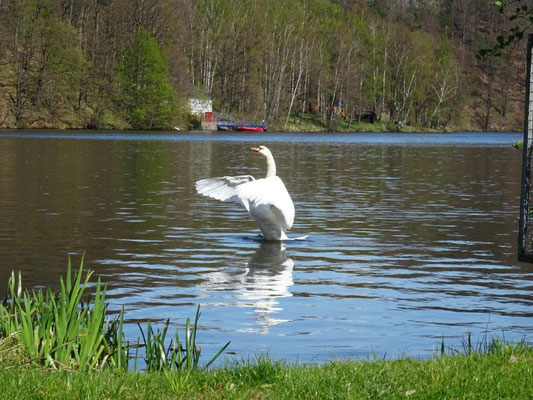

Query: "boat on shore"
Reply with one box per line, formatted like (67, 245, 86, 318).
(236, 125, 266, 132)
(216, 117, 267, 132)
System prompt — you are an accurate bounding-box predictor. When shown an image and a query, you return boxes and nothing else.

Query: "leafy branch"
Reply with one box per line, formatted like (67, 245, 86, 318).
(477, 1, 533, 59)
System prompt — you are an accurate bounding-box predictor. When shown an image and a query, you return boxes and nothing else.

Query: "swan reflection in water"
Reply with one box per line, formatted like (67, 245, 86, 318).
(199, 241, 294, 334)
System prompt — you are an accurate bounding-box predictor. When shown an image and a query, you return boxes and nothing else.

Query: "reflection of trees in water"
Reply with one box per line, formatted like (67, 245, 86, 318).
(199, 241, 293, 334)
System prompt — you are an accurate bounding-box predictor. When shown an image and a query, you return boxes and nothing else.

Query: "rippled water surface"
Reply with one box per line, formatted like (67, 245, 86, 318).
(0, 131, 531, 362)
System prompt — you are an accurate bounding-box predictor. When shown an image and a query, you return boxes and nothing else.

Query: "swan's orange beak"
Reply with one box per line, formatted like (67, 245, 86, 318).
(250, 147, 260, 152)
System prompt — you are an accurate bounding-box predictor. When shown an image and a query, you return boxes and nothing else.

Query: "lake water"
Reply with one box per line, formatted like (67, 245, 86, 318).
(0, 130, 531, 363)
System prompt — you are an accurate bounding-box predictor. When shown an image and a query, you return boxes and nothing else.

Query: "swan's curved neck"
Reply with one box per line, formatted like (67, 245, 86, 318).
(265, 154, 276, 178)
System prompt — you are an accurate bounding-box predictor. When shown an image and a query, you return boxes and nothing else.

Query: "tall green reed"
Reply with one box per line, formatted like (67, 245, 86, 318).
(140, 305, 230, 372)
(0, 257, 230, 371)
(0, 257, 128, 370)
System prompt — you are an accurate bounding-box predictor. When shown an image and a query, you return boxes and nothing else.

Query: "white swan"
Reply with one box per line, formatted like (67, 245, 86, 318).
(195, 146, 295, 240)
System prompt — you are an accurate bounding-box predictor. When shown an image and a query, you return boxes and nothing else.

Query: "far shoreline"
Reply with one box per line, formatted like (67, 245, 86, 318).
(0, 127, 522, 134)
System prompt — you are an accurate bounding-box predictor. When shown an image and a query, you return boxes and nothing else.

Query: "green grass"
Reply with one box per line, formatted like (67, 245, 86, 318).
(271, 113, 326, 132)
(272, 113, 445, 133)
(0, 348, 531, 399)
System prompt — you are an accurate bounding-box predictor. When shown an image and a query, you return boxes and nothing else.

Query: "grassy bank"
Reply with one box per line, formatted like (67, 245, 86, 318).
(1, 346, 532, 399)
(269, 113, 448, 133)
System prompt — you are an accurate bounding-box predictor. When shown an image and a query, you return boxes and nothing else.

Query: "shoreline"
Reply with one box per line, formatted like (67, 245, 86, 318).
(0, 127, 522, 134)
(1, 347, 531, 399)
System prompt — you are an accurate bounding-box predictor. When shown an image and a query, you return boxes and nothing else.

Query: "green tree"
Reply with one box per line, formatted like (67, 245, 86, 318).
(119, 28, 176, 129)
(0, 0, 86, 127)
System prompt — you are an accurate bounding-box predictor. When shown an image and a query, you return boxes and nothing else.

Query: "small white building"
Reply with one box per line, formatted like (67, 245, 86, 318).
(188, 98, 212, 116)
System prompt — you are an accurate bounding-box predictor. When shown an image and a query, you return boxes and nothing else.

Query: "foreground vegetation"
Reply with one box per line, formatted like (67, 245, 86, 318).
(0, 259, 228, 372)
(1, 340, 532, 399)
(0, 0, 529, 131)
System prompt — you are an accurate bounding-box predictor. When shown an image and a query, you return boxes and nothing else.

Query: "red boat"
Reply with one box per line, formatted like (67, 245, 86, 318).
(236, 125, 265, 132)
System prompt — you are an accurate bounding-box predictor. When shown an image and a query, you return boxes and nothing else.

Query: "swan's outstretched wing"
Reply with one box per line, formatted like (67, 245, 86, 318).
(236, 177, 295, 230)
(195, 175, 255, 203)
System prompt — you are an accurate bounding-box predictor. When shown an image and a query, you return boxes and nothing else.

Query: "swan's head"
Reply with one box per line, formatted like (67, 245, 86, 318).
(251, 146, 276, 177)
(250, 145, 272, 158)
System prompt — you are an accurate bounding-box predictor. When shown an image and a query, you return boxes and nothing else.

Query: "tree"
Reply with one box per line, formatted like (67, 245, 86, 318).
(1, 0, 87, 127)
(0, 0, 526, 131)
(387, 24, 420, 128)
(118, 28, 176, 129)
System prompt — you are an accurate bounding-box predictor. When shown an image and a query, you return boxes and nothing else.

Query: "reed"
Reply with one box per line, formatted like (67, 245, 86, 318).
(140, 306, 230, 372)
(0, 258, 228, 371)
(440, 331, 529, 357)
(0, 257, 128, 370)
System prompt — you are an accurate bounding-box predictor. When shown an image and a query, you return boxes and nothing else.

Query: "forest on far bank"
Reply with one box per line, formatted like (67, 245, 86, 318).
(0, 0, 530, 132)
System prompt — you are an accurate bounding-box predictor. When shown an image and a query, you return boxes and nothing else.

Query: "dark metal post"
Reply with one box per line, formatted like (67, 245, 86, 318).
(518, 34, 533, 261)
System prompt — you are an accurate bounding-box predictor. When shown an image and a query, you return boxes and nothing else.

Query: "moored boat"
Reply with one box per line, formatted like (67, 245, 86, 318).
(216, 124, 237, 131)
(236, 125, 266, 132)
(216, 118, 267, 132)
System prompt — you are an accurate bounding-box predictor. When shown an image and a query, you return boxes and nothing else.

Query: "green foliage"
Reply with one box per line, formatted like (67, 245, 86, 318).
(1, 0, 87, 127)
(187, 114, 202, 130)
(367, 0, 389, 18)
(119, 28, 177, 129)
(477, 0, 533, 59)
(0, 342, 532, 399)
(441, 331, 531, 357)
(0, 0, 526, 131)
(140, 306, 230, 372)
(0, 257, 229, 372)
(386, 119, 398, 132)
(0, 257, 128, 370)
(0, 336, 33, 369)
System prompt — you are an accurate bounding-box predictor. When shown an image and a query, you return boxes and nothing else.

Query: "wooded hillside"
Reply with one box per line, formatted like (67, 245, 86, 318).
(0, 0, 528, 131)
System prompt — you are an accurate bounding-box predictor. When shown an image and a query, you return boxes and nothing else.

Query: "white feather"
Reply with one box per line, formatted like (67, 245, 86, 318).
(195, 146, 295, 240)
(195, 175, 255, 204)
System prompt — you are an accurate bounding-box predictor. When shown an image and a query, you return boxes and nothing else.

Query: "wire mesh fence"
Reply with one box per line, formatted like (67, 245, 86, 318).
(518, 34, 533, 261)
